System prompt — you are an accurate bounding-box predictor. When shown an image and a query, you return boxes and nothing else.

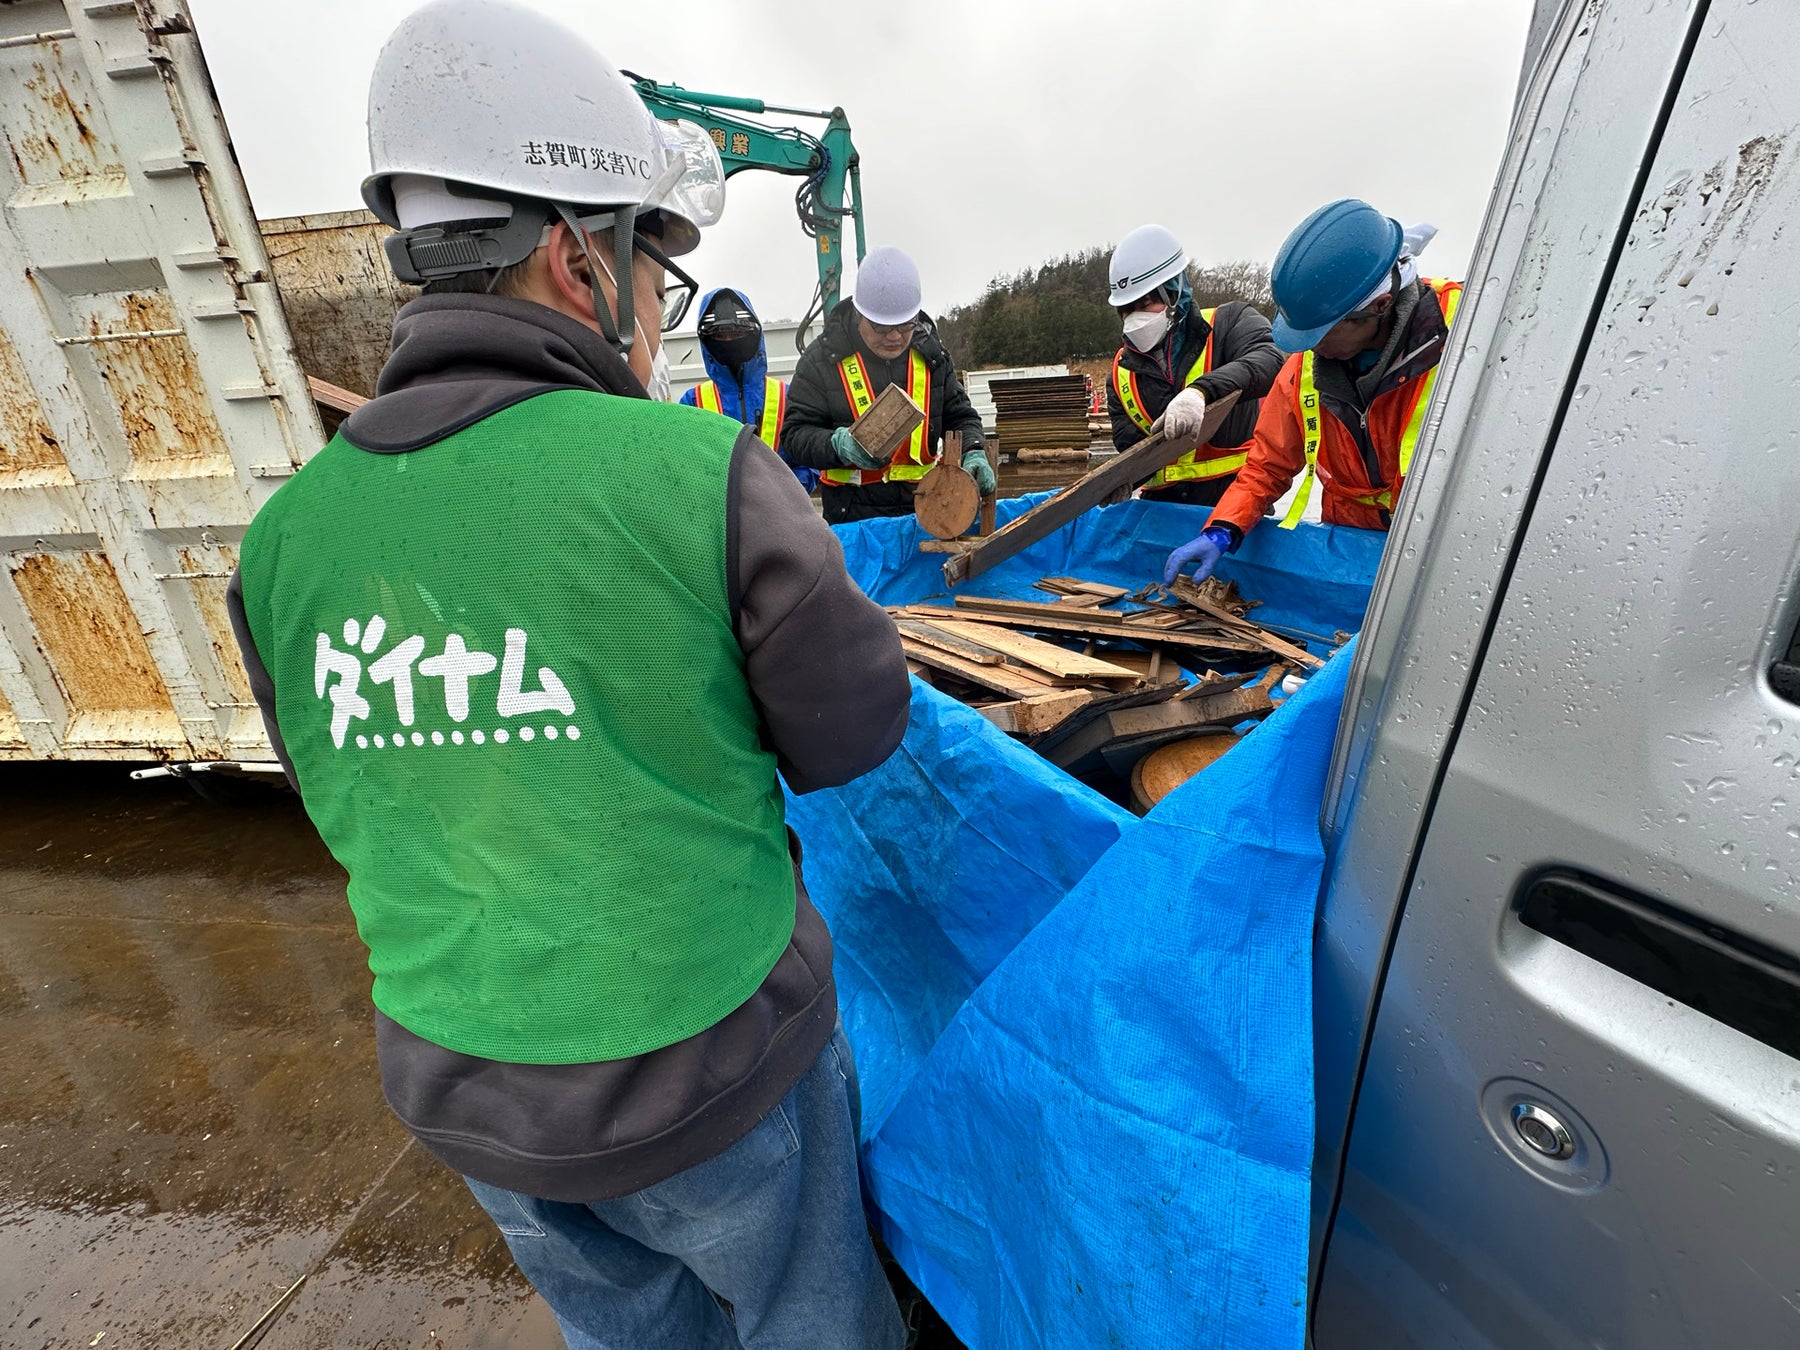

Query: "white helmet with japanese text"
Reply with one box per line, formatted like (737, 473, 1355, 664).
(360, 0, 724, 351)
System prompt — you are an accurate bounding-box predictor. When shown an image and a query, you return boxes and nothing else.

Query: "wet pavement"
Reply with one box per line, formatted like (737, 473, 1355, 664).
(0, 763, 559, 1348)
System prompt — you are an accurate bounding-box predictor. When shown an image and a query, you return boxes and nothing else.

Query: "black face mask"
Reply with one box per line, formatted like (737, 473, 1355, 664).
(699, 292, 762, 370)
(702, 329, 762, 370)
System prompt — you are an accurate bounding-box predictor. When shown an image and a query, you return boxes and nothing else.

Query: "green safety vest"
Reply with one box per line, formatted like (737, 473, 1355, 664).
(237, 390, 795, 1064)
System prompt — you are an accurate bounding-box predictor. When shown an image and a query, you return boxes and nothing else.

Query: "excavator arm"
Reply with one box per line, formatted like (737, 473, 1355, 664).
(629, 77, 865, 344)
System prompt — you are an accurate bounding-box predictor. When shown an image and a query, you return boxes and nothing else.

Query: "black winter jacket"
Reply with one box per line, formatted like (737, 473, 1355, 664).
(785, 300, 985, 523)
(1105, 299, 1283, 506)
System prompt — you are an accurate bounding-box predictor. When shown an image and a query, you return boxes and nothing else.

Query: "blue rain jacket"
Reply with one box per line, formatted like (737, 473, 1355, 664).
(680, 288, 819, 492)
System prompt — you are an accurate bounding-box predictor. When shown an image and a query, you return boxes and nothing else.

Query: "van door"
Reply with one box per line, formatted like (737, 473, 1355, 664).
(1314, 0, 1800, 1344)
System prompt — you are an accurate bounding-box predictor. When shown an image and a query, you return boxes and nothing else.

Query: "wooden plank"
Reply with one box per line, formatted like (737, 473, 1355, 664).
(1173, 669, 1258, 702)
(849, 381, 925, 462)
(1120, 609, 1193, 629)
(1026, 682, 1183, 753)
(895, 618, 1005, 665)
(1038, 577, 1131, 602)
(1043, 683, 1275, 774)
(1109, 684, 1274, 738)
(977, 689, 1095, 737)
(941, 390, 1239, 586)
(1099, 649, 1186, 686)
(1166, 578, 1326, 670)
(899, 639, 1059, 699)
(308, 375, 367, 414)
(932, 598, 1270, 655)
(922, 618, 1140, 682)
(895, 606, 1270, 657)
(950, 595, 1150, 623)
(979, 441, 999, 536)
(918, 538, 976, 554)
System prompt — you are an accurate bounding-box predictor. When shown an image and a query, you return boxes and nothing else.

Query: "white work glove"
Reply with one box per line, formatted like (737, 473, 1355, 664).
(1161, 387, 1208, 440)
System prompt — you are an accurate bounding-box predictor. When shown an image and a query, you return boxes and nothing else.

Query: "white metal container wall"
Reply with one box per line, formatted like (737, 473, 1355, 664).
(0, 0, 321, 761)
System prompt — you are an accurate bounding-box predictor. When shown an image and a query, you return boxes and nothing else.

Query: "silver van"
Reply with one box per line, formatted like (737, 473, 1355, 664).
(1312, 0, 1800, 1343)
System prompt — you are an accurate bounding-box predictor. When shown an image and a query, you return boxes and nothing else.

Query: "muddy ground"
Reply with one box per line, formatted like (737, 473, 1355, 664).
(0, 764, 963, 1347)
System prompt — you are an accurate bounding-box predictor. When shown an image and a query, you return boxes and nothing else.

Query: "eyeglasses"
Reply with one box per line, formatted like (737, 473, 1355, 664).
(558, 210, 699, 334)
(863, 317, 915, 339)
(633, 230, 698, 333)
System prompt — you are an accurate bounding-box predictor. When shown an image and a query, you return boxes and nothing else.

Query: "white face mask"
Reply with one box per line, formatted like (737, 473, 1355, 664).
(645, 342, 673, 402)
(1123, 308, 1170, 353)
(592, 245, 672, 401)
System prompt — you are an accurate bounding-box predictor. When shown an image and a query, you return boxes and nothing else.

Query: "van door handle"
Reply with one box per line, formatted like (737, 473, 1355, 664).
(1517, 872, 1800, 1061)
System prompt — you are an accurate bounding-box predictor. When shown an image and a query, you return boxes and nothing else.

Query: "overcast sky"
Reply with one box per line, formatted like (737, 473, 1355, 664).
(189, 0, 1534, 327)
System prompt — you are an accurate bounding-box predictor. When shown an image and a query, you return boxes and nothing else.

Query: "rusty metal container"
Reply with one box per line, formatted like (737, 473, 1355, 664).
(0, 0, 323, 762)
(257, 209, 415, 402)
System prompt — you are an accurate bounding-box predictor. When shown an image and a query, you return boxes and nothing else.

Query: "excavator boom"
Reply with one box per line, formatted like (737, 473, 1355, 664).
(630, 76, 865, 343)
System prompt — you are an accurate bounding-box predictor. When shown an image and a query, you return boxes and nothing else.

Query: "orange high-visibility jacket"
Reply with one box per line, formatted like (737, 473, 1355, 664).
(1208, 278, 1462, 536)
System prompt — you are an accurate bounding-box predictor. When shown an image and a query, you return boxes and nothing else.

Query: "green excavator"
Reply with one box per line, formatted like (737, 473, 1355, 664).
(629, 76, 865, 347)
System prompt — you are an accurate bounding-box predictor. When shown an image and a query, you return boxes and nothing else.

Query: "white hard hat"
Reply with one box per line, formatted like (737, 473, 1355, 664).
(852, 246, 924, 326)
(1108, 224, 1188, 308)
(361, 0, 716, 257)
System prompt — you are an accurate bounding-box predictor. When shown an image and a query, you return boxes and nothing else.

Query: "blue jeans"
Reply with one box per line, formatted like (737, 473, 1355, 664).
(465, 1027, 904, 1350)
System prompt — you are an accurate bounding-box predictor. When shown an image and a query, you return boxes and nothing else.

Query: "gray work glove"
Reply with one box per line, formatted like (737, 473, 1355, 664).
(960, 446, 997, 496)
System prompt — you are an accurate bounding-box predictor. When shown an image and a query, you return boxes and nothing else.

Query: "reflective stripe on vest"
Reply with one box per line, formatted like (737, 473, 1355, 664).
(696, 378, 786, 454)
(1112, 310, 1250, 488)
(756, 377, 785, 453)
(821, 349, 933, 486)
(1279, 279, 1463, 529)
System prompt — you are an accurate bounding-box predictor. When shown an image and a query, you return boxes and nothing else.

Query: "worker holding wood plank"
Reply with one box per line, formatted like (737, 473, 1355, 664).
(784, 245, 993, 524)
(227, 5, 910, 1346)
(681, 286, 818, 491)
(1166, 199, 1463, 583)
(1105, 224, 1284, 506)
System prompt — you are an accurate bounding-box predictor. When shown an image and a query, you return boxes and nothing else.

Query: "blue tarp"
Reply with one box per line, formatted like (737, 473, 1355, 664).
(785, 500, 1381, 1349)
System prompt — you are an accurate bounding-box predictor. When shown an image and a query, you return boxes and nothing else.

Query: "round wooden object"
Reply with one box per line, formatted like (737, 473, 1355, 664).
(913, 461, 981, 539)
(1129, 733, 1241, 814)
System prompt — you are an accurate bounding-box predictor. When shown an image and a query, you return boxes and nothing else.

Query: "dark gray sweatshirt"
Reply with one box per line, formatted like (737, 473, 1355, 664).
(227, 293, 910, 1201)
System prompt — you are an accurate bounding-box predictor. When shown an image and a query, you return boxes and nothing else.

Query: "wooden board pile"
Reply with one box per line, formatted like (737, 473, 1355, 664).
(892, 575, 1326, 783)
(988, 375, 1091, 451)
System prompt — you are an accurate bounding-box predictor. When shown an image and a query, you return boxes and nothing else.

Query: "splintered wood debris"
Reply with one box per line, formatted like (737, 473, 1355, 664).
(890, 575, 1326, 779)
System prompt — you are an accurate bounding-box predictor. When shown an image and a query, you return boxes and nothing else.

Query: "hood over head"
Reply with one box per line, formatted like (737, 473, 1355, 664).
(697, 287, 767, 388)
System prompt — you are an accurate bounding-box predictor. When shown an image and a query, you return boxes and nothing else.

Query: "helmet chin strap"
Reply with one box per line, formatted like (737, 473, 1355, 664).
(554, 202, 636, 358)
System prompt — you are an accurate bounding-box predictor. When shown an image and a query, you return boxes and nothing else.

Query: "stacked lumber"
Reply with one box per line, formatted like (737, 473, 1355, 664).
(989, 375, 1091, 451)
(890, 574, 1327, 781)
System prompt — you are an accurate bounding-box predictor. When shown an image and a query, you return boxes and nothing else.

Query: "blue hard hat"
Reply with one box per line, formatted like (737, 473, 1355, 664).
(1268, 199, 1405, 353)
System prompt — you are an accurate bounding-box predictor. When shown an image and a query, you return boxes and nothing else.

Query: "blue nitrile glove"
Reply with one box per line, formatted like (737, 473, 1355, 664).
(961, 446, 997, 495)
(831, 425, 886, 470)
(1163, 525, 1236, 586)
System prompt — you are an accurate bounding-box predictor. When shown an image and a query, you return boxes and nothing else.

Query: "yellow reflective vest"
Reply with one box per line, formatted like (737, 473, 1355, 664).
(694, 376, 787, 454)
(821, 349, 934, 486)
(1112, 308, 1250, 487)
